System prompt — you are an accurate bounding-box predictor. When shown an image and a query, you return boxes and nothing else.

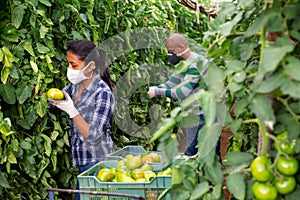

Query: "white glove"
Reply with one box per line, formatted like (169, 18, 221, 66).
(147, 86, 156, 99)
(48, 91, 79, 118)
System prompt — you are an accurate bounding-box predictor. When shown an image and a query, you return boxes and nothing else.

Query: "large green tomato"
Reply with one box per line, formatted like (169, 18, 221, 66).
(252, 182, 278, 200)
(273, 176, 296, 195)
(275, 131, 296, 155)
(276, 156, 299, 176)
(250, 156, 273, 182)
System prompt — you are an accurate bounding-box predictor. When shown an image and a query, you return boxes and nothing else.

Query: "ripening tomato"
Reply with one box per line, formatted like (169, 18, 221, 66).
(250, 156, 273, 182)
(276, 156, 299, 176)
(47, 88, 64, 100)
(252, 182, 278, 200)
(273, 175, 296, 195)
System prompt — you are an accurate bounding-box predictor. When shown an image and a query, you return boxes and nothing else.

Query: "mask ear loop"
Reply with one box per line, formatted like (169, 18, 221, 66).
(177, 47, 190, 57)
(86, 61, 96, 79)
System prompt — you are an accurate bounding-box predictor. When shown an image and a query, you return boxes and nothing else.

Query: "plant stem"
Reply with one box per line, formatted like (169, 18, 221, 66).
(243, 118, 269, 156)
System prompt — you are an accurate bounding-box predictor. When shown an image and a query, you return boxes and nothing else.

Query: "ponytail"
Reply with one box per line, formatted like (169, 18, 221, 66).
(101, 67, 115, 90)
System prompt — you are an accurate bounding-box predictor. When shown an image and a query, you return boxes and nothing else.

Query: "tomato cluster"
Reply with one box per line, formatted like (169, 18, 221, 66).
(250, 131, 299, 200)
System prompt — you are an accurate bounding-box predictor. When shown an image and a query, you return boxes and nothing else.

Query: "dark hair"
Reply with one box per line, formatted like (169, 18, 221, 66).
(67, 40, 115, 90)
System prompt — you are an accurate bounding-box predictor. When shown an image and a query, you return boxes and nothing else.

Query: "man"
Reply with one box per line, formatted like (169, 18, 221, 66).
(147, 33, 207, 156)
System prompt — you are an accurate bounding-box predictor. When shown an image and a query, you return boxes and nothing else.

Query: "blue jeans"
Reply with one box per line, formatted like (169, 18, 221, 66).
(74, 161, 98, 200)
(184, 114, 205, 156)
(184, 115, 221, 162)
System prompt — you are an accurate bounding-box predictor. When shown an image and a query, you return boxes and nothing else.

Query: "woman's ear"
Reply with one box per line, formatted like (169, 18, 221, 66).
(87, 61, 96, 72)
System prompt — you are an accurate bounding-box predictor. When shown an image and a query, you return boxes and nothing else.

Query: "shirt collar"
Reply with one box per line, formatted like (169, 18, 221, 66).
(85, 74, 101, 91)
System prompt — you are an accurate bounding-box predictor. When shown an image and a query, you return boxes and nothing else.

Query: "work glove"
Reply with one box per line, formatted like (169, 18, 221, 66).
(48, 91, 79, 118)
(147, 86, 156, 99)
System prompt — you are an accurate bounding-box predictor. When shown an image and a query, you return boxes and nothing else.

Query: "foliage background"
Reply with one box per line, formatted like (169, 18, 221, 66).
(1, 0, 300, 199)
(0, 0, 208, 199)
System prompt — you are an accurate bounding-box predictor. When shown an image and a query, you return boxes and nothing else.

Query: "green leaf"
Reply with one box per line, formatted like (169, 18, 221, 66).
(234, 97, 248, 115)
(256, 72, 284, 93)
(219, 12, 243, 37)
(23, 41, 35, 56)
(261, 36, 294, 73)
(171, 167, 186, 185)
(281, 79, 300, 99)
(1, 67, 11, 84)
(201, 92, 216, 126)
(205, 162, 223, 184)
(37, 43, 50, 54)
(250, 94, 275, 123)
(225, 60, 246, 75)
(229, 82, 243, 93)
(15, 84, 32, 104)
(12, 4, 26, 29)
(8, 153, 17, 164)
(39, 0, 52, 6)
(239, 42, 257, 61)
(20, 139, 32, 150)
(237, 0, 254, 8)
(226, 173, 245, 200)
(233, 72, 246, 83)
(51, 149, 57, 172)
(244, 8, 279, 38)
(198, 122, 222, 158)
(212, 183, 222, 200)
(50, 131, 59, 141)
(291, 19, 300, 40)
(30, 61, 39, 73)
(0, 172, 10, 188)
(0, 83, 16, 104)
(223, 152, 253, 167)
(219, 22, 234, 37)
(190, 181, 210, 200)
(284, 56, 300, 81)
(40, 24, 49, 38)
(230, 118, 243, 133)
(282, 4, 299, 19)
(35, 97, 47, 118)
(41, 134, 52, 157)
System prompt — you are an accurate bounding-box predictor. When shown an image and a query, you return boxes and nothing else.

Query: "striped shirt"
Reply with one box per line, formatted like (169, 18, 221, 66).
(64, 75, 115, 168)
(154, 52, 206, 114)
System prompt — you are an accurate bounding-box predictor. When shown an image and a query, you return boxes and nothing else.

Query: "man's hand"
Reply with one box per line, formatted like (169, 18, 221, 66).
(48, 91, 79, 118)
(147, 86, 156, 99)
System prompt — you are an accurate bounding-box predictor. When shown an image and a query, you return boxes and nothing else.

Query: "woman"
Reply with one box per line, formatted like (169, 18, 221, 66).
(48, 40, 115, 199)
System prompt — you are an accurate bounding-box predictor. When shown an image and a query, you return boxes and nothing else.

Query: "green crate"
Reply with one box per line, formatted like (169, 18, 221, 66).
(78, 160, 171, 200)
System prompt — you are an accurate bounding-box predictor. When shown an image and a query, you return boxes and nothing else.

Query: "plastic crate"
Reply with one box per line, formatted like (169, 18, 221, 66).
(78, 160, 171, 200)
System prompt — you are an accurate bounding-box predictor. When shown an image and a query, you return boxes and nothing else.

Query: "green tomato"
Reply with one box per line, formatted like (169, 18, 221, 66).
(276, 156, 299, 176)
(273, 176, 296, 195)
(250, 156, 273, 182)
(252, 182, 278, 200)
(275, 131, 296, 155)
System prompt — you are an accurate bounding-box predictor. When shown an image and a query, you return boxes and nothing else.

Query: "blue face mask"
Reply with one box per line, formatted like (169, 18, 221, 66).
(167, 48, 189, 65)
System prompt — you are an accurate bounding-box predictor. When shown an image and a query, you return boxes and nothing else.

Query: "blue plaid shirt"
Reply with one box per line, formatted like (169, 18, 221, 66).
(64, 75, 115, 168)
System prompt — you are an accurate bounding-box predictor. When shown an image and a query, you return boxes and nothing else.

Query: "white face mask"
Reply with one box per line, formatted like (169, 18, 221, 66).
(67, 62, 94, 84)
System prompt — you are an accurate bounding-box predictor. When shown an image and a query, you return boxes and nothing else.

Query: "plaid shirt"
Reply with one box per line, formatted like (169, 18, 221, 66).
(64, 75, 115, 168)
